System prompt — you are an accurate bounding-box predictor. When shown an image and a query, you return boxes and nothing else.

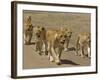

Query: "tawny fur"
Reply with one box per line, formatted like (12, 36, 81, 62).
(75, 32, 91, 58)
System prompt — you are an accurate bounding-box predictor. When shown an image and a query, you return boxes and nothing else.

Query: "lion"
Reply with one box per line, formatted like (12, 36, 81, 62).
(75, 32, 91, 58)
(46, 29, 67, 65)
(33, 26, 48, 55)
(24, 16, 33, 45)
(60, 27, 72, 51)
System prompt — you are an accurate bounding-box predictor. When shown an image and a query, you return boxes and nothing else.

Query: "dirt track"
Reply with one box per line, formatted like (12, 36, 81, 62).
(23, 11, 91, 69)
(23, 44, 90, 69)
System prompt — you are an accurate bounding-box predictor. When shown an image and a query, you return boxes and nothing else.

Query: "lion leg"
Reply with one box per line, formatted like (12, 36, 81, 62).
(75, 37, 80, 56)
(64, 39, 69, 51)
(51, 47, 61, 65)
(48, 43, 54, 62)
(35, 40, 43, 55)
(24, 34, 26, 44)
(75, 43, 80, 56)
(24, 31, 32, 45)
(35, 41, 39, 51)
(58, 47, 63, 59)
(87, 47, 91, 58)
(28, 32, 32, 44)
(80, 46, 84, 58)
(75, 48, 79, 56)
(24, 32, 28, 45)
(49, 54, 54, 62)
(57, 47, 63, 65)
(43, 40, 48, 55)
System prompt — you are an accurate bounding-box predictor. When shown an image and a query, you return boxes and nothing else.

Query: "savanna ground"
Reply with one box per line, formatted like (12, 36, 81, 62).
(23, 10, 91, 69)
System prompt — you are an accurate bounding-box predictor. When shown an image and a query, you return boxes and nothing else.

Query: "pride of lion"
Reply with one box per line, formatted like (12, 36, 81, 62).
(24, 16, 91, 65)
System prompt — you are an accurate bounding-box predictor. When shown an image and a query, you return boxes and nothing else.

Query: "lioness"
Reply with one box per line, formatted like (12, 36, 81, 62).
(46, 30, 67, 65)
(60, 27, 72, 51)
(34, 26, 48, 55)
(75, 32, 91, 58)
(24, 16, 33, 45)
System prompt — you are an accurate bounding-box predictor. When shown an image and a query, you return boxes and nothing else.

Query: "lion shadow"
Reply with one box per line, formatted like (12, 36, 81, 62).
(24, 41, 36, 45)
(66, 47, 76, 51)
(61, 59, 79, 65)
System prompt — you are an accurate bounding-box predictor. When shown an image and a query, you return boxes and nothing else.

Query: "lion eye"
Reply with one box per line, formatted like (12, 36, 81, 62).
(60, 35, 63, 38)
(42, 27, 45, 30)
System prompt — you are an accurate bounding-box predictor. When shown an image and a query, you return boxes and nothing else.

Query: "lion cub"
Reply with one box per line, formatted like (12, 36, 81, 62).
(75, 32, 91, 58)
(46, 29, 67, 65)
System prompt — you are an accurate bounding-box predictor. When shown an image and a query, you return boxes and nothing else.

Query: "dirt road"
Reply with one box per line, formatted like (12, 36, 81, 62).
(23, 43, 90, 69)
